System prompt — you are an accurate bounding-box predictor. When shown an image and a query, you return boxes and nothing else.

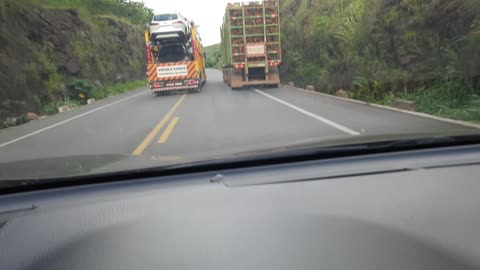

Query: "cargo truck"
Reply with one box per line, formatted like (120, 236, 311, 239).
(145, 23, 206, 95)
(221, 1, 281, 89)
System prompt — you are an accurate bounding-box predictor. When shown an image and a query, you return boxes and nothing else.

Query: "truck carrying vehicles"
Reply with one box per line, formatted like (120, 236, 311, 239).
(145, 20, 206, 95)
(221, 1, 281, 89)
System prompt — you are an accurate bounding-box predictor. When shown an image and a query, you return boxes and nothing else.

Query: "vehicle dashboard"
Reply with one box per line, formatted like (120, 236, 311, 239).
(1, 145, 480, 270)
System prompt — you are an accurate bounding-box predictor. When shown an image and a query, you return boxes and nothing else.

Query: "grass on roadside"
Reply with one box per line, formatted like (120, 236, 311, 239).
(0, 79, 146, 130)
(39, 79, 146, 115)
(40, 98, 82, 115)
(369, 82, 480, 123)
(90, 79, 147, 100)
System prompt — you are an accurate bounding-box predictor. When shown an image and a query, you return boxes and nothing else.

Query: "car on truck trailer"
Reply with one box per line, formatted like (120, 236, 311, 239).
(149, 13, 191, 43)
(221, 1, 281, 89)
(145, 22, 206, 95)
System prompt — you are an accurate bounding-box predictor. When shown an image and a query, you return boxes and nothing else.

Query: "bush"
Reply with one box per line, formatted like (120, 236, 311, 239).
(66, 79, 96, 101)
(40, 98, 82, 115)
(278, 0, 480, 121)
(280, 0, 480, 94)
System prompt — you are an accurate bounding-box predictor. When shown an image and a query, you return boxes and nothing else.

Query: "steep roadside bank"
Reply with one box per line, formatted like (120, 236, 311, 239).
(0, 1, 150, 124)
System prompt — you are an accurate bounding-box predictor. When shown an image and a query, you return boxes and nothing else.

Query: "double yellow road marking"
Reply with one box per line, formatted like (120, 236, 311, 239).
(158, 117, 179, 143)
(132, 95, 185, 156)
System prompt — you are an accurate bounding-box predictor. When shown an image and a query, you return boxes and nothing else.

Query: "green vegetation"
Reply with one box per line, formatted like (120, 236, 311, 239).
(89, 79, 147, 100)
(0, 0, 153, 125)
(33, 0, 152, 26)
(205, 44, 223, 69)
(38, 98, 83, 115)
(38, 79, 146, 115)
(380, 83, 480, 122)
(280, 0, 480, 121)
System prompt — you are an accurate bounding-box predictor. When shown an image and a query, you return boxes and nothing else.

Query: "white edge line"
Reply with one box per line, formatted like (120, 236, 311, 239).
(0, 90, 148, 149)
(287, 85, 480, 129)
(253, 88, 360, 136)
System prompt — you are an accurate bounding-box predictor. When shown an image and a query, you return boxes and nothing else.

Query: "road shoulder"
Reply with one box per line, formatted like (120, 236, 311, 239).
(285, 85, 480, 130)
(0, 87, 149, 148)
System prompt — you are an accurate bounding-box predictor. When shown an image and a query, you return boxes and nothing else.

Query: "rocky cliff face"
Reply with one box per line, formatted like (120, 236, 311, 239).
(0, 1, 146, 119)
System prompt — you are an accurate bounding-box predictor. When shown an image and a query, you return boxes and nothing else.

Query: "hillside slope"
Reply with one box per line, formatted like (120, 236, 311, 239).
(0, 0, 152, 121)
(279, 0, 480, 120)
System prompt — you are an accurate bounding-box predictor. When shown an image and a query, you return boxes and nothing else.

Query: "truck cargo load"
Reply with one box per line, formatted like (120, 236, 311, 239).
(145, 22, 206, 95)
(221, 1, 281, 89)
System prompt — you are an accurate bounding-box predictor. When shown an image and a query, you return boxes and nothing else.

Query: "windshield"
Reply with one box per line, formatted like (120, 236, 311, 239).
(0, 0, 479, 181)
(153, 14, 178, 21)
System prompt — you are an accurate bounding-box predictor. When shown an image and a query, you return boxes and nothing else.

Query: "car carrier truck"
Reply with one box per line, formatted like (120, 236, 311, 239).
(145, 22, 206, 95)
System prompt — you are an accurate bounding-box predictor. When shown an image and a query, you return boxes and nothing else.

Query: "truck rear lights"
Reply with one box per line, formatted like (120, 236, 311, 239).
(234, 64, 244, 69)
(269, 61, 280, 67)
(192, 40, 198, 60)
(146, 44, 152, 65)
(150, 83, 163, 89)
(185, 80, 199, 86)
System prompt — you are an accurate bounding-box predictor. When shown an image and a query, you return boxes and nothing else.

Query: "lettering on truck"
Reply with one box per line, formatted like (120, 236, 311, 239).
(157, 65, 188, 78)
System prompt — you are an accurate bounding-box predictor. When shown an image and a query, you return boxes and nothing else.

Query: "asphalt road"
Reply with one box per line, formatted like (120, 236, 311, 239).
(0, 69, 478, 166)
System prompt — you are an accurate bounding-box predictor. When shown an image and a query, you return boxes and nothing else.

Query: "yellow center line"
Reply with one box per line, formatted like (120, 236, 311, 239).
(158, 117, 179, 144)
(132, 95, 186, 156)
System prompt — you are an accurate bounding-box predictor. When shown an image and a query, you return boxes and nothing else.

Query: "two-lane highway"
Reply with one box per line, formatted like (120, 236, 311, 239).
(0, 69, 477, 166)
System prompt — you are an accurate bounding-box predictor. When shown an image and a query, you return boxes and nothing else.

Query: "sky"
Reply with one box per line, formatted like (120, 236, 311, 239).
(140, 0, 233, 46)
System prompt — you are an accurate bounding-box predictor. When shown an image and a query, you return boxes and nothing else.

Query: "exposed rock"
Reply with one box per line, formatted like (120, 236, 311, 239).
(68, 9, 79, 17)
(26, 112, 40, 120)
(5, 117, 17, 126)
(305, 85, 315, 91)
(398, 54, 417, 65)
(2, 99, 27, 107)
(94, 80, 103, 88)
(392, 100, 416, 111)
(65, 59, 81, 74)
(87, 98, 96, 105)
(58, 105, 72, 113)
(0, 5, 146, 119)
(335, 89, 350, 98)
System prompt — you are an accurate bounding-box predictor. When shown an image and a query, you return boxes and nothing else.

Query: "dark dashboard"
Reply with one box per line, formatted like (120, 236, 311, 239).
(1, 144, 480, 270)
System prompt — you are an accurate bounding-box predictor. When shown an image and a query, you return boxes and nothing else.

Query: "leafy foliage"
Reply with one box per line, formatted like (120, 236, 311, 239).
(280, 0, 480, 121)
(34, 0, 153, 26)
(38, 79, 146, 115)
(0, 0, 152, 123)
(67, 79, 96, 100)
(205, 44, 223, 69)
